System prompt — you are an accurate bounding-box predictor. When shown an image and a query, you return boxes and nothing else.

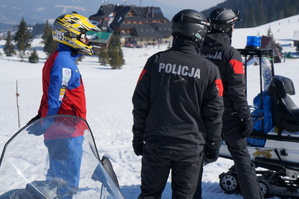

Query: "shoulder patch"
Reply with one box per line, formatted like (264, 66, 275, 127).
(229, 59, 244, 75)
(59, 68, 72, 101)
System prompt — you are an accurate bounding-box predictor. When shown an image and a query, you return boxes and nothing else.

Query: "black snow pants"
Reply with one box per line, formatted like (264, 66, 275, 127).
(222, 116, 264, 199)
(138, 144, 204, 199)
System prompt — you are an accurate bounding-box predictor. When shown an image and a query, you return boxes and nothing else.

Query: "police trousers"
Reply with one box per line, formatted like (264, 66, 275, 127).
(222, 117, 263, 199)
(138, 144, 204, 199)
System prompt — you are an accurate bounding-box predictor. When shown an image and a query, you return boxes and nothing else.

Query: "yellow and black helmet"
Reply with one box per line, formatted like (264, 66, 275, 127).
(52, 12, 101, 55)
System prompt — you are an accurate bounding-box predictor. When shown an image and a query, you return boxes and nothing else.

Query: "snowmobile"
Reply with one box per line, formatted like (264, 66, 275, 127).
(0, 114, 124, 199)
(219, 48, 299, 199)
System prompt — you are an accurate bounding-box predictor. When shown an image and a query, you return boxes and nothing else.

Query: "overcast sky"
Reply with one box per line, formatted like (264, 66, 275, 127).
(103, 0, 226, 19)
(155, 0, 225, 11)
(106, 0, 225, 11)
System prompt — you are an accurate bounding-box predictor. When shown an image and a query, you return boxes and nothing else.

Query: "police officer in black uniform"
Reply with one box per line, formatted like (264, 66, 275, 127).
(198, 8, 263, 199)
(132, 9, 224, 199)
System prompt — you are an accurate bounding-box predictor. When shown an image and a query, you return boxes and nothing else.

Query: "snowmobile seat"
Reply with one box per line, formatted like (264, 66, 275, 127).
(267, 75, 299, 132)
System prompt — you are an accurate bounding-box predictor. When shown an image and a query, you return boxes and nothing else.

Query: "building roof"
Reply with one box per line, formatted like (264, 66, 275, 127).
(134, 24, 162, 38)
(86, 31, 112, 44)
(90, 4, 114, 18)
(89, 4, 172, 38)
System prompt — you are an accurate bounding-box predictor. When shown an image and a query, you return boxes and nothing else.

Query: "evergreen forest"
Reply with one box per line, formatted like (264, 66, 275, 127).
(202, 0, 299, 28)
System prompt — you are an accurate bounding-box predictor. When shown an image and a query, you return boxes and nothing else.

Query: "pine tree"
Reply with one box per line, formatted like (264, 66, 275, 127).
(267, 27, 273, 38)
(32, 23, 46, 36)
(108, 35, 125, 69)
(28, 49, 39, 63)
(42, 20, 58, 57)
(98, 47, 109, 65)
(256, 0, 266, 25)
(14, 18, 33, 61)
(3, 30, 15, 57)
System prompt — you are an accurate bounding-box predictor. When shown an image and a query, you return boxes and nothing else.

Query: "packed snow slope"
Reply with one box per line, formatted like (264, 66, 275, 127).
(1, 15, 299, 198)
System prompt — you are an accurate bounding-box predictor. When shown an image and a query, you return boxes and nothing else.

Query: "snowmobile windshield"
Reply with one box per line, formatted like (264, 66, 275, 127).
(0, 115, 124, 199)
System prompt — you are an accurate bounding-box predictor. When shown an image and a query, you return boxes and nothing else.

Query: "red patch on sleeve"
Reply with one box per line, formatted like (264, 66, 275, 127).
(215, 79, 224, 97)
(137, 69, 147, 83)
(229, 59, 244, 75)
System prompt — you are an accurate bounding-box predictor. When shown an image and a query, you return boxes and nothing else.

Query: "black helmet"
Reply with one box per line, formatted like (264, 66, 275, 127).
(172, 9, 210, 44)
(209, 8, 240, 33)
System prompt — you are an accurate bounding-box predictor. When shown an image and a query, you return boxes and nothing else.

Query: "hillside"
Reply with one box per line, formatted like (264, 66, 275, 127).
(233, 14, 299, 47)
(202, 0, 299, 28)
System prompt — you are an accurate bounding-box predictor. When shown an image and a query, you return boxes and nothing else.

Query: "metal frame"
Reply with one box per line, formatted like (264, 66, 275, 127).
(237, 48, 275, 95)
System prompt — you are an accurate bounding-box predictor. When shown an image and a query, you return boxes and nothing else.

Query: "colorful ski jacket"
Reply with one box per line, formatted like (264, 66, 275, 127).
(200, 32, 251, 120)
(38, 43, 86, 121)
(132, 38, 224, 155)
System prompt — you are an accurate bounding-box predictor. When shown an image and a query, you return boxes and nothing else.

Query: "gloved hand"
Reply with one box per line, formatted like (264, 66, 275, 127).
(26, 114, 53, 136)
(132, 131, 144, 156)
(241, 118, 253, 138)
(26, 114, 44, 136)
(27, 114, 41, 125)
(204, 140, 221, 165)
(27, 122, 44, 136)
(204, 148, 219, 165)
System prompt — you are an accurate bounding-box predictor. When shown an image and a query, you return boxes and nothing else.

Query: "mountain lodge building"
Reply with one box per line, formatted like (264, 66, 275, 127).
(89, 4, 172, 46)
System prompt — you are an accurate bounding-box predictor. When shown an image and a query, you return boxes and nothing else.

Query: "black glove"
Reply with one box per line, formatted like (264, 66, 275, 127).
(241, 118, 253, 138)
(27, 114, 41, 125)
(204, 140, 221, 165)
(132, 131, 144, 156)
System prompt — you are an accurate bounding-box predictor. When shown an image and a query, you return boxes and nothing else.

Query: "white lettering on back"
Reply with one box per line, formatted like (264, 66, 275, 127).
(158, 63, 200, 79)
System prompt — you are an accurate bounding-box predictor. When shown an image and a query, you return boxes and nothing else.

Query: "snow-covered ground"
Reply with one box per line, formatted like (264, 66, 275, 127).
(1, 15, 299, 198)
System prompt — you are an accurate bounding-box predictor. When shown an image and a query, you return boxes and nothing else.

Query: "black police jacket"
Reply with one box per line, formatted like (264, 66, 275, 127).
(200, 32, 251, 121)
(132, 38, 224, 155)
